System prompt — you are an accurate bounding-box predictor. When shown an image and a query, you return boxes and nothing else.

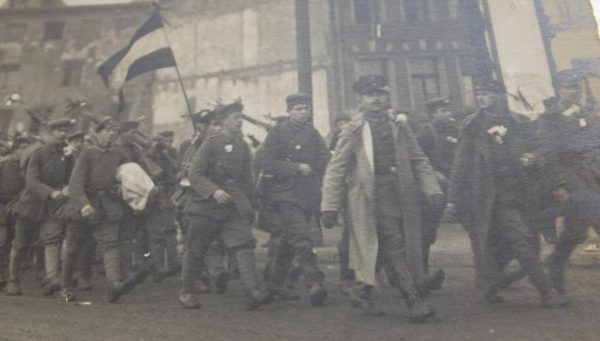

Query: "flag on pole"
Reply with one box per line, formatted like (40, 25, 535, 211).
(97, 7, 175, 112)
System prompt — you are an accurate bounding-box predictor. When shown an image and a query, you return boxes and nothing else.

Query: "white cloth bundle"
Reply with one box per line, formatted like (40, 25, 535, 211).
(116, 162, 155, 212)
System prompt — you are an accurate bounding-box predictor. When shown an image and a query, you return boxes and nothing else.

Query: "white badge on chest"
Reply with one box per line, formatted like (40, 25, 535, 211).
(579, 117, 587, 128)
(295, 144, 302, 150)
(224, 144, 233, 153)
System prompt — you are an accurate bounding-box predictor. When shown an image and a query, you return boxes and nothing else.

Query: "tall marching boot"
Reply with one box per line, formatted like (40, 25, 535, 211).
(236, 248, 270, 310)
(103, 247, 136, 303)
(6, 247, 22, 295)
(43, 243, 61, 296)
(61, 247, 78, 302)
(516, 248, 569, 308)
(547, 243, 575, 295)
(386, 254, 435, 323)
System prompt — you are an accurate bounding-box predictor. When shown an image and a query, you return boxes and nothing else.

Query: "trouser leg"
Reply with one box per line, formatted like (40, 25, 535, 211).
(180, 215, 219, 293)
(40, 218, 64, 284)
(278, 204, 323, 285)
(337, 219, 355, 282)
(494, 207, 552, 296)
(62, 222, 82, 290)
(376, 215, 419, 299)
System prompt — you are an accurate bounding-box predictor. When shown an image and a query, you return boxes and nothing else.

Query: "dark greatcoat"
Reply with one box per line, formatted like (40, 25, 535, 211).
(254, 120, 330, 213)
(184, 133, 256, 222)
(18, 142, 73, 222)
(448, 109, 540, 282)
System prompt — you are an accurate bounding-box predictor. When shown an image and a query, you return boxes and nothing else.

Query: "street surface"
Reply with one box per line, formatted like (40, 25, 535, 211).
(1, 224, 599, 341)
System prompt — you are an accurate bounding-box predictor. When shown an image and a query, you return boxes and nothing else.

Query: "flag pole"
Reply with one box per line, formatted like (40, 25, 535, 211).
(154, 3, 196, 128)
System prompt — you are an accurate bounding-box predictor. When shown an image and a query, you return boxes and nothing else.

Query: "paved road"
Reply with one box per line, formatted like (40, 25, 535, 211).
(1, 224, 599, 341)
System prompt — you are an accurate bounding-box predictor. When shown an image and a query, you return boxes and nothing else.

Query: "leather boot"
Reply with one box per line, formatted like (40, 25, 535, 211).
(165, 233, 179, 271)
(547, 243, 574, 295)
(6, 247, 21, 295)
(418, 269, 445, 296)
(61, 250, 78, 302)
(406, 294, 435, 323)
(348, 284, 384, 317)
(43, 244, 61, 296)
(236, 249, 270, 310)
(103, 247, 135, 303)
(179, 290, 201, 309)
(497, 267, 526, 289)
(309, 281, 328, 307)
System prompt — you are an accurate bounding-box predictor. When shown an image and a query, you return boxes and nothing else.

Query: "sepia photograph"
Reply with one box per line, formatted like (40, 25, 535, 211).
(0, 0, 599, 340)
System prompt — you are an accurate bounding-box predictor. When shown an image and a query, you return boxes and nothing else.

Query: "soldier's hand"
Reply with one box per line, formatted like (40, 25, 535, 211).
(428, 193, 446, 213)
(298, 163, 313, 176)
(552, 187, 569, 202)
(81, 205, 95, 218)
(50, 190, 64, 200)
(444, 203, 456, 218)
(213, 189, 231, 204)
(520, 153, 536, 167)
(320, 211, 338, 229)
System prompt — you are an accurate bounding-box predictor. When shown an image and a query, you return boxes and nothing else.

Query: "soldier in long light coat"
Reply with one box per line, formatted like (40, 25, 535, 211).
(321, 75, 443, 322)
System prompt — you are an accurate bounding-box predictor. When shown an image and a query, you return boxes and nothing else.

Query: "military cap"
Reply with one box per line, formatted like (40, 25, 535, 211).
(66, 130, 85, 141)
(473, 79, 506, 93)
(425, 97, 450, 111)
(48, 118, 75, 130)
(215, 101, 244, 121)
(96, 116, 119, 132)
(120, 120, 140, 132)
(158, 130, 175, 138)
(352, 75, 389, 95)
(286, 93, 312, 110)
(554, 69, 583, 89)
(192, 109, 215, 124)
(13, 135, 32, 147)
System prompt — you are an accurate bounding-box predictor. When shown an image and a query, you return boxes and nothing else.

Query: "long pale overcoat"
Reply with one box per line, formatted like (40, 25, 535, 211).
(321, 115, 441, 286)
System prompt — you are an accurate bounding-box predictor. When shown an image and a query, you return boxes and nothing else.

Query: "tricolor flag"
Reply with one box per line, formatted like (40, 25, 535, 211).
(97, 7, 176, 112)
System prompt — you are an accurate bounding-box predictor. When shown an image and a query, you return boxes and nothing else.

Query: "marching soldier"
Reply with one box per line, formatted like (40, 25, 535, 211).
(6, 119, 75, 296)
(0, 136, 31, 290)
(537, 69, 600, 296)
(255, 93, 330, 305)
(179, 101, 268, 310)
(447, 79, 568, 308)
(321, 75, 442, 321)
(66, 117, 137, 302)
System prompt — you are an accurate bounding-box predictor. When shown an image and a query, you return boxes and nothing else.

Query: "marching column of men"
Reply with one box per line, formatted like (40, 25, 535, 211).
(0, 70, 598, 321)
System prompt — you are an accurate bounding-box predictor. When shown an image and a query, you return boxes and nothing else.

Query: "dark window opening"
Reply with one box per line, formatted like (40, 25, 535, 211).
(354, 0, 373, 24)
(0, 64, 20, 89)
(62, 60, 84, 87)
(43, 22, 65, 41)
(5, 23, 27, 43)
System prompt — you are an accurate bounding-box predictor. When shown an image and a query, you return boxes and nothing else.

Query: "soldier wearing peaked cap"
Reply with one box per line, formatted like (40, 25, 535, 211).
(413, 97, 459, 275)
(179, 100, 270, 310)
(537, 69, 600, 298)
(254, 93, 330, 305)
(447, 78, 568, 308)
(321, 74, 442, 321)
(0, 135, 31, 290)
(6, 117, 75, 297)
(63, 114, 138, 303)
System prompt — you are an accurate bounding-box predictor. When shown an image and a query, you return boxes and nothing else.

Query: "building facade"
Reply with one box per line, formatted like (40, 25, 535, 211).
(0, 1, 153, 135)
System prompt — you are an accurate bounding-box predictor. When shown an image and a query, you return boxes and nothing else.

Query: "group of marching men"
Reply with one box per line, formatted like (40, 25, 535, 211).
(0, 68, 599, 323)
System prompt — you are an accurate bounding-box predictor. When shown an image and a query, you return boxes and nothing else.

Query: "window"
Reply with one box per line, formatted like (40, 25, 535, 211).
(404, 0, 425, 23)
(555, 0, 592, 25)
(353, 0, 373, 24)
(0, 64, 19, 89)
(43, 22, 65, 41)
(62, 60, 84, 86)
(409, 57, 441, 104)
(0, 109, 14, 134)
(5, 23, 27, 43)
